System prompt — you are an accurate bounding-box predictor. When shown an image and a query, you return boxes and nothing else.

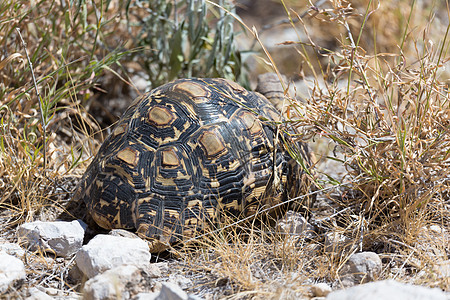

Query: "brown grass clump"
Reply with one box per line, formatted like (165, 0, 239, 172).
(0, 0, 127, 230)
(299, 0, 450, 247)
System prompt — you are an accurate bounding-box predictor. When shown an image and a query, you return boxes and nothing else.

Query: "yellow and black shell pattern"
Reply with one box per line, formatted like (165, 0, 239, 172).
(74, 78, 312, 251)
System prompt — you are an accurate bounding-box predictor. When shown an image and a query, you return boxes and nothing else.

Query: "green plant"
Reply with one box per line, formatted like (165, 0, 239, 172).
(122, 0, 242, 88)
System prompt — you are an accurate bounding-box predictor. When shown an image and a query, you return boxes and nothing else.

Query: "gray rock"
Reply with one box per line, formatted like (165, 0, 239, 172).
(75, 234, 151, 278)
(68, 264, 84, 283)
(339, 252, 382, 286)
(326, 279, 449, 300)
(276, 210, 316, 240)
(17, 220, 87, 257)
(156, 282, 188, 300)
(82, 264, 153, 300)
(0, 252, 26, 293)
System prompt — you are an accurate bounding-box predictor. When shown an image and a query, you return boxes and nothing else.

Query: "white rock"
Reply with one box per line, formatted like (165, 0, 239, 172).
(153, 262, 169, 273)
(0, 253, 26, 293)
(26, 287, 54, 300)
(156, 282, 188, 300)
(310, 282, 332, 297)
(168, 274, 192, 289)
(75, 235, 151, 278)
(437, 260, 450, 279)
(82, 264, 152, 300)
(0, 241, 25, 258)
(17, 220, 87, 257)
(326, 279, 449, 300)
(146, 264, 162, 278)
(339, 252, 382, 286)
(134, 292, 158, 300)
(426, 225, 446, 234)
(108, 229, 140, 239)
(43, 287, 60, 296)
(27, 286, 80, 300)
(187, 295, 204, 300)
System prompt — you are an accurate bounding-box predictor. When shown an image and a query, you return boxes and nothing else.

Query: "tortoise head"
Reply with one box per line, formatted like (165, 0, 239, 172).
(255, 73, 289, 114)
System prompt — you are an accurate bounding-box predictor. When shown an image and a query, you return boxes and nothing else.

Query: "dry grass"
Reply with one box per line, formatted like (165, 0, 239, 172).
(0, 0, 129, 231)
(0, 0, 449, 298)
(299, 0, 450, 261)
(178, 0, 450, 296)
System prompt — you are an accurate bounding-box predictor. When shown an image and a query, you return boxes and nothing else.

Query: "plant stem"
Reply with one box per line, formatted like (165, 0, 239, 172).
(16, 28, 47, 173)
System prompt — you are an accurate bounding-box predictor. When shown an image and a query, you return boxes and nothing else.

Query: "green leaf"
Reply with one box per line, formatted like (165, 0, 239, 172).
(169, 27, 184, 80)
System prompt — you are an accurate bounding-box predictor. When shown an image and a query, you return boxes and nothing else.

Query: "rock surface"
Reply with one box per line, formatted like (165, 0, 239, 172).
(17, 220, 87, 257)
(134, 292, 159, 300)
(26, 287, 80, 300)
(311, 282, 332, 297)
(26, 287, 54, 300)
(0, 240, 25, 258)
(437, 260, 450, 279)
(0, 252, 26, 293)
(339, 252, 382, 286)
(82, 265, 154, 300)
(276, 210, 316, 240)
(75, 234, 151, 278)
(157, 282, 189, 300)
(326, 279, 449, 300)
(81, 266, 203, 300)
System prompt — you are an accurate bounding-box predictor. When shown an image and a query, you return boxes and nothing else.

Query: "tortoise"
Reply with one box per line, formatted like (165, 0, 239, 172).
(73, 74, 314, 252)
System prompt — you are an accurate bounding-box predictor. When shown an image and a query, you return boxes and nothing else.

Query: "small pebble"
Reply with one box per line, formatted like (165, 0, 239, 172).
(311, 282, 332, 297)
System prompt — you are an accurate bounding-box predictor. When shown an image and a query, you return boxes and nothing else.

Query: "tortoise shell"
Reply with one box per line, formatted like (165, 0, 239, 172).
(74, 78, 313, 251)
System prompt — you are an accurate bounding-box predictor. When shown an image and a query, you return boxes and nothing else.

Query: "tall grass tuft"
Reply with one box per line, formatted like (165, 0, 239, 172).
(0, 0, 127, 226)
(299, 0, 449, 238)
(177, 0, 449, 294)
(283, 0, 449, 289)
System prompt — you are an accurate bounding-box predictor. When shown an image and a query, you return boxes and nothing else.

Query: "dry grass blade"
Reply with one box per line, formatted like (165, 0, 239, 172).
(0, 53, 24, 70)
(16, 28, 48, 173)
